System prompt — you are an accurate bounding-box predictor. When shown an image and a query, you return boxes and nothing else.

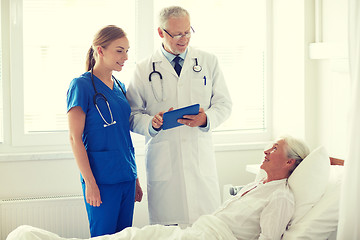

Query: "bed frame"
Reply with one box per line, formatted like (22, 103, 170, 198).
(330, 157, 344, 166)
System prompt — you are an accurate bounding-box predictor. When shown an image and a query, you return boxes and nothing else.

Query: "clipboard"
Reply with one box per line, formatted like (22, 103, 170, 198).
(162, 104, 200, 130)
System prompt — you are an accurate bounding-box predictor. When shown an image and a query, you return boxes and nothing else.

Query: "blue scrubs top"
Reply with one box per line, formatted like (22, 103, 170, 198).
(67, 72, 137, 184)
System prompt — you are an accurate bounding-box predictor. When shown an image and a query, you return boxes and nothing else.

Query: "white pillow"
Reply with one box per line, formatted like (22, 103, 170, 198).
(283, 165, 343, 239)
(287, 146, 330, 225)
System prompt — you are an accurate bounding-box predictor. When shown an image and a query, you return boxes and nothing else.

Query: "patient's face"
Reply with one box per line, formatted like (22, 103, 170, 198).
(261, 139, 289, 173)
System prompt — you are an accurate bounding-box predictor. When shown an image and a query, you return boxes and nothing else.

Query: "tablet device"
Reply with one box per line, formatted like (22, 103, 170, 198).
(162, 104, 200, 130)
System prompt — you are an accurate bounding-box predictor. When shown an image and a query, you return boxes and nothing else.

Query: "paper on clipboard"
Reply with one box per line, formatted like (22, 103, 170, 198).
(162, 104, 200, 130)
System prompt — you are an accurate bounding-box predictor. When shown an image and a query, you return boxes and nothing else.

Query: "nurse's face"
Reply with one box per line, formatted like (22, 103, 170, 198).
(159, 16, 191, 55)
(101, 36, 129, 72)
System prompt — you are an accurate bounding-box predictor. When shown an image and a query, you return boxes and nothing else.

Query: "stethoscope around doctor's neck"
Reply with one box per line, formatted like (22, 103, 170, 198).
(148, 57, 202, 102)
(91, 68, 126, 128)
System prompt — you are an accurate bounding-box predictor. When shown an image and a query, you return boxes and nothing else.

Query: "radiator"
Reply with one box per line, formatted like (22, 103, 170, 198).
(0, 195, 90, 239)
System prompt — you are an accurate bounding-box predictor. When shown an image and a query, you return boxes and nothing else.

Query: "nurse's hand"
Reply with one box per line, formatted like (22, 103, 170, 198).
(152, 108, 174, 131)
(85, 181, 102, 207)
(135, 178, 143, 202)
(178, 107, 207, 128)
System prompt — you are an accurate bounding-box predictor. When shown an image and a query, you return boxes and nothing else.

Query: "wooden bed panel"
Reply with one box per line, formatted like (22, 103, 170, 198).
(330, 157, 344, 166)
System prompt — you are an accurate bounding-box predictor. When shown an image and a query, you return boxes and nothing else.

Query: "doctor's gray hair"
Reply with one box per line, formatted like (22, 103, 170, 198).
(281, 135, 310, 174)
(86, 25, 126, 71)
(158, 6, 190, 29)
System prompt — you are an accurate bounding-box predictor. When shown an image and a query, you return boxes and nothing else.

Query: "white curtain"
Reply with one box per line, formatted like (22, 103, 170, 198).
(337, 0, 360, 238)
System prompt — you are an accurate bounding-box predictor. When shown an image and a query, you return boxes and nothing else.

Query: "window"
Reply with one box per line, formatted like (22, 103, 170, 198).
(10, 0, 136, 145)
(22, 0, 136, 133)
(5, 0, 271, 150)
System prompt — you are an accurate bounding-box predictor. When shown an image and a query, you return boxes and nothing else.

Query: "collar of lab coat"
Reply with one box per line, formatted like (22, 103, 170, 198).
(160, 45, 188, 63)
(153, 46, 196, 77)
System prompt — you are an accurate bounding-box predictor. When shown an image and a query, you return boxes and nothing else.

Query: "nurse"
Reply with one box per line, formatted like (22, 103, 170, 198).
(126, 6, 232, 226)
(67, 25, 143, 237)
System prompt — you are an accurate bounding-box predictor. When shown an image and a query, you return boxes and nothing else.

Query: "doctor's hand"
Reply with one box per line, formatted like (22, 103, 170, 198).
(135, 178, 143, 202)
(152, 108, 174, 131)
(85, 180, 102, 207)
(178, 108, 207, 128)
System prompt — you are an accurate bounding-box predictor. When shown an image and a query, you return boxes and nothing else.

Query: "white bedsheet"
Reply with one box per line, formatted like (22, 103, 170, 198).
(7, 215, 237, 240)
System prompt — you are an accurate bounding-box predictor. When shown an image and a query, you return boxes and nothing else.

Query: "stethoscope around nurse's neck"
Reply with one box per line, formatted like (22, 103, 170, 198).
(91, 68, 126, 127)
(148, 57, 202, 102)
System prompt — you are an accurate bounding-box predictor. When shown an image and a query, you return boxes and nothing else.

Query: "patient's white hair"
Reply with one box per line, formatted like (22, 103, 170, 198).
(281, 135, 310, 173)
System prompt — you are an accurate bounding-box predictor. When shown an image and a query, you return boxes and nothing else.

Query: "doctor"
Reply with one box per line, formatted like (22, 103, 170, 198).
(127, 6, 232, 226)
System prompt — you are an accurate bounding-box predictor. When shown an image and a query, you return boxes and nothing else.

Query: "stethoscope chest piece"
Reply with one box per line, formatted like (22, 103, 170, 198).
(193, 65, 202, 72)
(193, 58, 202, 72)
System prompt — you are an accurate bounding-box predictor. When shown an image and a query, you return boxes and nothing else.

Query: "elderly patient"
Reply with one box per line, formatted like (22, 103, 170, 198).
(7, 136, 310, 240)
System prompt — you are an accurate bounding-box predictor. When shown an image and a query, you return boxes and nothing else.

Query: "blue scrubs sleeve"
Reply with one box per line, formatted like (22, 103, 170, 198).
(67, 76, 91, 114)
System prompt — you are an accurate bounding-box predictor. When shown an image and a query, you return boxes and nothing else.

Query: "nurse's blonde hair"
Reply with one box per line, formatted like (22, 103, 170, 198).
(86, 25, 126, 71)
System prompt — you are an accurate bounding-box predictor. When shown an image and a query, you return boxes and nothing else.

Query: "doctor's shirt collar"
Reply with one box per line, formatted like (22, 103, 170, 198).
(161, 44, 187, 63)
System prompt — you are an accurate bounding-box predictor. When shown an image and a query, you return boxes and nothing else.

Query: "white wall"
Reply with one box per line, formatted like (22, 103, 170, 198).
(316, 0, 350, 159)
(272, 0, 349, 159)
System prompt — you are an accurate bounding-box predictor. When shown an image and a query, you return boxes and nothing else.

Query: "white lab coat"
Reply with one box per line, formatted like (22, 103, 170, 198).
(127, 46, 232, 225)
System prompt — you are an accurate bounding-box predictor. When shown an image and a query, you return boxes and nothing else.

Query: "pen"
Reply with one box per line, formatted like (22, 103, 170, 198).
(203, 76, 206, 85)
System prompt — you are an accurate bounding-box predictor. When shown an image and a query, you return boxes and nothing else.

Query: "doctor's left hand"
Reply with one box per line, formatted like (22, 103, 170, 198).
(178, 107, 207, 128)
(135, 178, 143, 202)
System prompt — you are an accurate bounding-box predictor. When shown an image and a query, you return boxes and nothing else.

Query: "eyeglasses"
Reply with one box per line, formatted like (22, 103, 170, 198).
(162, 26, 195, 40)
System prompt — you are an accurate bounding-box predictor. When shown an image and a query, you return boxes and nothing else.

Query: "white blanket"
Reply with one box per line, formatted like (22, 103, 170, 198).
(7, 215, 237, 240)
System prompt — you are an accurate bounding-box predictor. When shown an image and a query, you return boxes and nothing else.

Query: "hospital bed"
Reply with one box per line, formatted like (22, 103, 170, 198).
(7, 146, 343, 240)
(229, 146, 344, 240)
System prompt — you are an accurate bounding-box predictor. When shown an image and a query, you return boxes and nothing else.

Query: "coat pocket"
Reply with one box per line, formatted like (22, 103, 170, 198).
(191, 77, 212, 109)
(145, 141, 172, 181)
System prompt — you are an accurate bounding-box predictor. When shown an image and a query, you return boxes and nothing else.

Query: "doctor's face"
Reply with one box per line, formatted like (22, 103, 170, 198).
(159, 16, 191, 55)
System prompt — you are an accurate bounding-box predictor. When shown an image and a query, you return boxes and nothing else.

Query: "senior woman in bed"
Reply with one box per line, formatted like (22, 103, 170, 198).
(7, 135, 310, 240)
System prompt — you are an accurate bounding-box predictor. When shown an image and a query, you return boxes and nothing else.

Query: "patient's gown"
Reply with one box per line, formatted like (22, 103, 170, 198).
(214, 179, 294, 239)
